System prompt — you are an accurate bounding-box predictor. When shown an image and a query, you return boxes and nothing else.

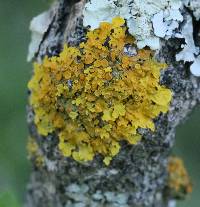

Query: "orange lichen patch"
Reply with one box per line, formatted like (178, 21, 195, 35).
(27, 137, 44, 167)
(167, 157, 192, 197)
(28, 17, 172, 165)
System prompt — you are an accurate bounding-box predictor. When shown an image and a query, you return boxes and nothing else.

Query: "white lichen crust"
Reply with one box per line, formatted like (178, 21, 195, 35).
(175, 14, 199, 62)
(190, 56, 200, 77)
(27, 11, 53, 62)
(183, 0, 200, 20)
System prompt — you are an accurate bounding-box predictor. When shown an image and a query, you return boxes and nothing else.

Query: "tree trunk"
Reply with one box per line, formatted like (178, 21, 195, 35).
(26, 0, 200, 206)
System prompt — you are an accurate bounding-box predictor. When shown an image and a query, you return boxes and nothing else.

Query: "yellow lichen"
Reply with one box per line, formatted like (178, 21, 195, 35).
(27, 137, 44, 167)
(28, 17, 172, 165)
(27, 137, 39, 156)
(167, 157, 192, 197)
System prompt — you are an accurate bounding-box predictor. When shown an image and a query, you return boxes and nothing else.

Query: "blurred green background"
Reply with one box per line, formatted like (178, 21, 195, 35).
(0, 0, 199, 206)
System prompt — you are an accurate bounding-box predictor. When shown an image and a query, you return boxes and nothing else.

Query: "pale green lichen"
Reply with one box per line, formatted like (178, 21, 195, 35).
(28, 17, 172, 165)
(83, 0, 183, 49)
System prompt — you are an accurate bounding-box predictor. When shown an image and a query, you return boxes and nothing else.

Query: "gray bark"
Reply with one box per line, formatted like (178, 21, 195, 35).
(26, 0, 200, 206)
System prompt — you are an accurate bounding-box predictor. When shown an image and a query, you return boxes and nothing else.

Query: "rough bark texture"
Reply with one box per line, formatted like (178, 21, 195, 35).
(26, 0, 200, 207)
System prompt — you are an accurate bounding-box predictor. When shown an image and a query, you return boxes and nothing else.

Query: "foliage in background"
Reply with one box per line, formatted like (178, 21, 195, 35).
(0, 191, 20, 207)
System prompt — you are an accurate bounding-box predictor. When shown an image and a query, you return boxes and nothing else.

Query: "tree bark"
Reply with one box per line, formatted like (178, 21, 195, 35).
(26, 0, 200, 206)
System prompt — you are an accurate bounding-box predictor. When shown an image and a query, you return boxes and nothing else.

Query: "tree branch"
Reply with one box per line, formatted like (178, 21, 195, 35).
(26, 1, 200, 206)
